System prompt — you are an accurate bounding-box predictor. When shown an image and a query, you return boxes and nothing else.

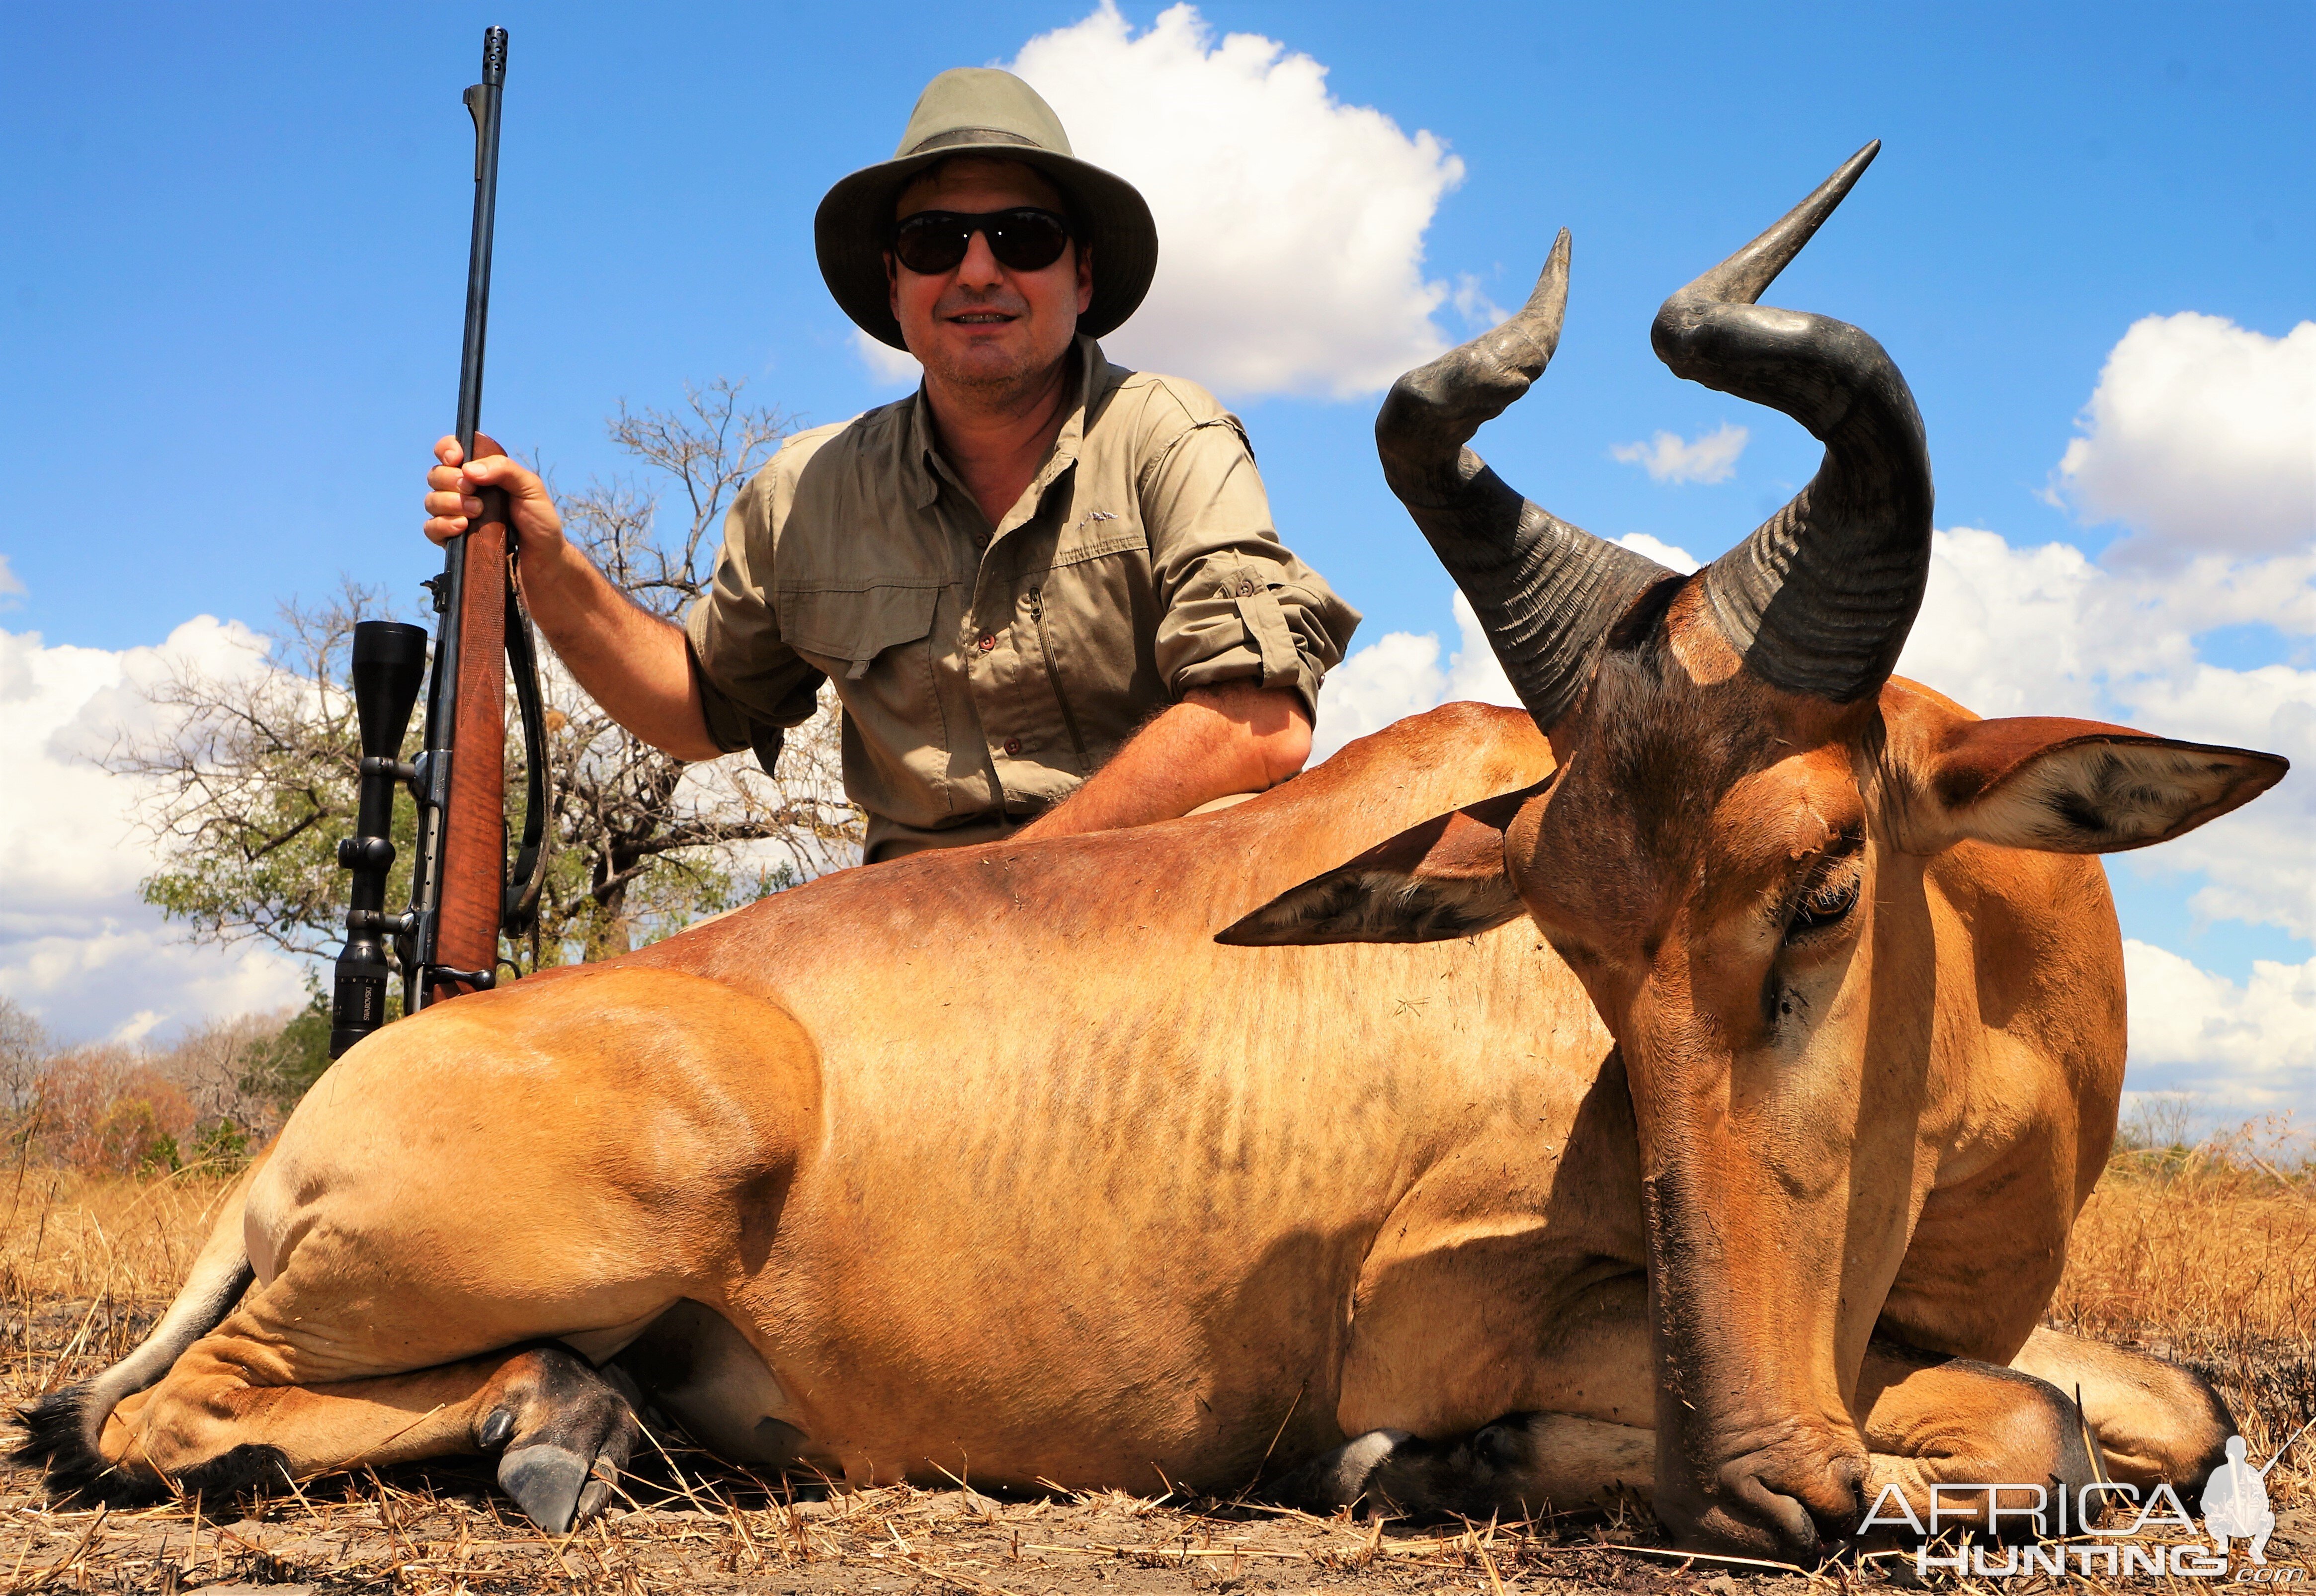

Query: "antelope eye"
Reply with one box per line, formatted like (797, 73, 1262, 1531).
(1787, 871, 1860, 938)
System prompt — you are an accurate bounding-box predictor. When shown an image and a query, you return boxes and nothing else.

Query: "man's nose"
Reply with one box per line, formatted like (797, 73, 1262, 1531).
(953, 228, 1005, 287)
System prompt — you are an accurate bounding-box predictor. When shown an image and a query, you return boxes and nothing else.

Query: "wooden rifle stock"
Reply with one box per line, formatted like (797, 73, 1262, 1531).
(431, 433, 513, 996)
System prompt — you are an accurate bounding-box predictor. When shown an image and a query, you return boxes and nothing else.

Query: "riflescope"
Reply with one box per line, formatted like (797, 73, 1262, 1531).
(329, 620, 429, 1059)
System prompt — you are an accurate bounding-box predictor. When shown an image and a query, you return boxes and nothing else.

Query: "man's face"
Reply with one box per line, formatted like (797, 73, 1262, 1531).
(887, 157, 1094, 395)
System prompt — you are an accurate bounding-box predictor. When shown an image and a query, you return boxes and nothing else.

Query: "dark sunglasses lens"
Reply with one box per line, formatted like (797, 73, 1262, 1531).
(894, 217, 969, 274)
(987, 211, 1071, 271)
(894, 211, 1070, 275)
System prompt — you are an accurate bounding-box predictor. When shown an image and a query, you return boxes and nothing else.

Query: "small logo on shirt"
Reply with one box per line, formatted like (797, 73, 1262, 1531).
(1077, 509, 1118, 530)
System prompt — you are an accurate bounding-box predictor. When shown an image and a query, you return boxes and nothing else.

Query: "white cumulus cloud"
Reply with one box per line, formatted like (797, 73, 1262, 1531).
(1611, 422, 1749, 485)
(1318, 532, 1704, 759)
(2122, 941, 2314, 1116)
(1614, 531, 1702, 575)
(0, 620, 307, 1041)
(2055, 312, 2316, 561)
(1316, 591, 1520, 758)
(853, 334, 923, 387)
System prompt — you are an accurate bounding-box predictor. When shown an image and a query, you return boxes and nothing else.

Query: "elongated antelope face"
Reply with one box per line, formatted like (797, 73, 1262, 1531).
(1225, 145, 2289, 1559)
(1499, 584, 1914, 1555)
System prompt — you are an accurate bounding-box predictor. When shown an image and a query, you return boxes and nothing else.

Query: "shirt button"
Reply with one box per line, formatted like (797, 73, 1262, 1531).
(1237, 579, 1256, 597)
(978, 633, 996, 652)
(1003, 737, 1021, 756)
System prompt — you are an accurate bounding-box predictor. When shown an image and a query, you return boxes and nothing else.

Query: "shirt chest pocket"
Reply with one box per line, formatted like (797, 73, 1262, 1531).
(781, 584, 940, 678)
(778, 585, 945, 761)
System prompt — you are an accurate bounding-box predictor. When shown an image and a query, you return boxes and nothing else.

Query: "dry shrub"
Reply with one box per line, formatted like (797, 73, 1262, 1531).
(1, 1005, 296, 1179)
(20, 1052, 195, 1176)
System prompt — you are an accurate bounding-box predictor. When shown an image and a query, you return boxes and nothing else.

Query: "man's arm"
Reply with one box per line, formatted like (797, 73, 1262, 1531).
(1010, 391, 1355, 843)
(423, 437, 723, 762)
(1012, 678, 1312, 841)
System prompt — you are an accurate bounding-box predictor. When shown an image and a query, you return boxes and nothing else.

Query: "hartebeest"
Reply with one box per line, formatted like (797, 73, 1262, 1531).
(18, 146, 2284, 1562)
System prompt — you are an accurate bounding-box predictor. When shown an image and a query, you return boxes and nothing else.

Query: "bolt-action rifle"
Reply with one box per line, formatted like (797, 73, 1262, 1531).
(329, 25, 550, 1060)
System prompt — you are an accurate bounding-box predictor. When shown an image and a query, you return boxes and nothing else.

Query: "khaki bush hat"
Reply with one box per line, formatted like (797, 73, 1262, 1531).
(816, 67, 1158, 351)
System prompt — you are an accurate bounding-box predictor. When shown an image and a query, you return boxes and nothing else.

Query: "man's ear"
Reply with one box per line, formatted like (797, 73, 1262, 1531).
(1897, 716, 2288, 855)
(1216, 782, 1543, 946)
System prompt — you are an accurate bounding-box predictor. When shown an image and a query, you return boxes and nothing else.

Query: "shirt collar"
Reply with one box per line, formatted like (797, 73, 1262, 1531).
(905, 334, 1112, 512)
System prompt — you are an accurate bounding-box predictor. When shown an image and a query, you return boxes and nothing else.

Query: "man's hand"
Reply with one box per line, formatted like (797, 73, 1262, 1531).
(417, 434, 723, 764)
(1013, 680, 1313, 842)
(422, 436, 568, 562)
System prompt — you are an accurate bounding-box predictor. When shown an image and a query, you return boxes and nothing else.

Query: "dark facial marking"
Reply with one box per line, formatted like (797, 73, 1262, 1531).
(1760, 978, 1813, 1035)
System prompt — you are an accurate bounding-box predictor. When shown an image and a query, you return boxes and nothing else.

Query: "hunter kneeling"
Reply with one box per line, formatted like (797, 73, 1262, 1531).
(421, 68, 1359, 862)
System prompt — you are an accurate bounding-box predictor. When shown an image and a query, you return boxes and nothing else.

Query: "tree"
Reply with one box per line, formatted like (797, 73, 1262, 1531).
(1, 1007, 294, 1174)
(1, 996, 47, 1161)
(535, 381, 861, 960)
(109, 379, 862, 991)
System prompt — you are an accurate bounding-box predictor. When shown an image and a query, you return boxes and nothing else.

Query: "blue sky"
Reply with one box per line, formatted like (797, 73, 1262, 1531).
(1, 2, 2309, 1115)
(2, 3, 2305, 646)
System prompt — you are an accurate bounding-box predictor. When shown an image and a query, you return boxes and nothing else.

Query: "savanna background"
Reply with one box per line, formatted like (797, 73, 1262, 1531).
(1, 0, 2309, 1587)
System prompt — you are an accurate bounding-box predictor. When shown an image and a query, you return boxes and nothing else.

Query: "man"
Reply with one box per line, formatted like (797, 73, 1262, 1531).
(423, 68, 1359, 861)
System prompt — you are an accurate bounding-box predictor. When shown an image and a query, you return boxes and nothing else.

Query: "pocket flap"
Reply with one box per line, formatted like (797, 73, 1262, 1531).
(780, 586, 940, 679)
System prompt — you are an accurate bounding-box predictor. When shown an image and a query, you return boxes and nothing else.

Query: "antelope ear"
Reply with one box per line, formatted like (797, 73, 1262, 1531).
(1216, 782, 1542, 946)
(1902, 716, 2289, 855)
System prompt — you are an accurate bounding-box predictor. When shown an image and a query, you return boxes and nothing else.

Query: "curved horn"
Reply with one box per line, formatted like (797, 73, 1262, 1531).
(1376, 230, 1673, 731)
(1657, 141, 1934, 702)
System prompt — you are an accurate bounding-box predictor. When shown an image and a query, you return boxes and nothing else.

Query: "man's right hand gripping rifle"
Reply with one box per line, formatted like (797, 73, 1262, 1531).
(423, 438, 725, 763)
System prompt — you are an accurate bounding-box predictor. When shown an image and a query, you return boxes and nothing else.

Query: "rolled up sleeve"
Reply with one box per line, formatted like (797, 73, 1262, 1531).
(684, 473, 828, 773)
(1140, 414, 1361, 719)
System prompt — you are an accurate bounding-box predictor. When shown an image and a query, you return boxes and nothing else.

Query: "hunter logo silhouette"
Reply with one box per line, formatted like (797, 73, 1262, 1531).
(2204, 1427, 2305, 1565)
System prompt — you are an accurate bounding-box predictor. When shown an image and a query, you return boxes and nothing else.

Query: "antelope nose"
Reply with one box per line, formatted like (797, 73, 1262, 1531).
(1665, 1445, 1868, 1563)
(1735, 1463, 1863, 1559)
(1733, 1450, 1867, 1560)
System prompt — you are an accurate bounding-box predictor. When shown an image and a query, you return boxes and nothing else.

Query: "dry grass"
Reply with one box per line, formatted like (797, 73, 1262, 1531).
(0, 1152, 2310, 1593)
(2048, 1139, 2316, 1516)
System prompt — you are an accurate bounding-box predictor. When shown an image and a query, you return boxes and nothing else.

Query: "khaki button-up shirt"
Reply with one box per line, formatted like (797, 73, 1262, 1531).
(686, 337, 1361, 861)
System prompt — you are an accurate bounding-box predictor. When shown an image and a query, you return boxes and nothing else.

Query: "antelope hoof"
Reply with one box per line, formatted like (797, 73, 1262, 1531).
(476, 1344, 638, 1533)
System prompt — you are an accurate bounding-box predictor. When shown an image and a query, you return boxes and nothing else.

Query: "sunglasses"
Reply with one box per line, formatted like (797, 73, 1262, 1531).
(891, 207, 1075, 276)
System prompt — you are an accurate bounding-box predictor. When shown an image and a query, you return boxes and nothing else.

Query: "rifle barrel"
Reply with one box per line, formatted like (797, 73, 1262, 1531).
(455, 26, 507, 454)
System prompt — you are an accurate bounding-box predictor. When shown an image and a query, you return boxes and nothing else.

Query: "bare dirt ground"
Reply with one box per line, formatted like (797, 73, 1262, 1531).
(2, 1142, 2310, 1593)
